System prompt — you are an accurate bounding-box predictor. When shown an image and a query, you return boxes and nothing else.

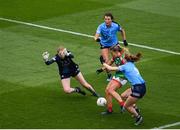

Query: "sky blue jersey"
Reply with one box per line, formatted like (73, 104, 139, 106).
(96, 22, 122, 47)
(118, 62, 145, 85)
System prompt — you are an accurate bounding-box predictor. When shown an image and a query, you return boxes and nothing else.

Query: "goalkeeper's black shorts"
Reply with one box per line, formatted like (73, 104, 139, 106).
(60, 65, 80, 79)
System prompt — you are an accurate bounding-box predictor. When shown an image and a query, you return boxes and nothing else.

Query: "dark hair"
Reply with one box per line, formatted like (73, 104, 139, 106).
(125, 53, 142, 62)
(104, 12, 114, 20)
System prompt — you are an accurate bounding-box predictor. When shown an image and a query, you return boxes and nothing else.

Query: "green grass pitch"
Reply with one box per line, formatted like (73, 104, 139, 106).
(0, 0, 180, 128)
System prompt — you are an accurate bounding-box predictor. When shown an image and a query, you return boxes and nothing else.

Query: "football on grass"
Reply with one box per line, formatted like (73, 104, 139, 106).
(97, 97, 107, 106)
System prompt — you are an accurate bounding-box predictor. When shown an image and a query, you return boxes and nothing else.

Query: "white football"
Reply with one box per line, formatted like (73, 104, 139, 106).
(97, 97, 107, 106)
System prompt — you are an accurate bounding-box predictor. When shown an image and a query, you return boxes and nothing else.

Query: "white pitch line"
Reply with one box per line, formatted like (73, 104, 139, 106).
(152, 122, 180, 129)
(0, 17, 180, 55)
(0, 17, 94, 38)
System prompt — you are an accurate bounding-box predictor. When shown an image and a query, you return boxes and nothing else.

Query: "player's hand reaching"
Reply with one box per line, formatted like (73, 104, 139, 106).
(96, 37, 101, 42)
(99, 55, 105, 64)
(42, 51, 49, 61)
(96, 68, 103, 74)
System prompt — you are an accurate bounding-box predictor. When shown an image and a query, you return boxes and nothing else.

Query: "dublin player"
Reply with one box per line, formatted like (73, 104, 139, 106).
(94, 12, 128, 81)
(42, 46, 99, 97)
(102, 52, 146, 125)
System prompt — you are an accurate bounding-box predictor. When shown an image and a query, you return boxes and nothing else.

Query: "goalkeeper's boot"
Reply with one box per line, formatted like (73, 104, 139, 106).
(75, 87, 86, 96)
(134, 115, 143, 126)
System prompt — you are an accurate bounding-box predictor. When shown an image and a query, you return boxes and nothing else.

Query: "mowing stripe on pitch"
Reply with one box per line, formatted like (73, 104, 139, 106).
(0, 17, 180, 55)
(152, 121, 180, 129)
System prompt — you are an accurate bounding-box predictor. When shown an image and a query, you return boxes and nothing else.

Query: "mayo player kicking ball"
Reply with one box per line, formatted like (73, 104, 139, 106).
(42, 46, 99, 97)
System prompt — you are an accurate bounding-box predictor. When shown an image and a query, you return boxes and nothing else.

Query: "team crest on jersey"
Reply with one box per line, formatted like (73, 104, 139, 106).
(115, 57, 122, 66)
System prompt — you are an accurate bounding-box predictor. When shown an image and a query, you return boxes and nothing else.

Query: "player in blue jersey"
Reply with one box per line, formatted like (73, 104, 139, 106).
(94, 12, 128, 81)
(42, 46, 99, 97)
(101, 52, 146, 125)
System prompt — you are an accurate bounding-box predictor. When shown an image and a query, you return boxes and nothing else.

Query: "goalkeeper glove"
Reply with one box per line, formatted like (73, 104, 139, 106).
(42, 51, 49, 61)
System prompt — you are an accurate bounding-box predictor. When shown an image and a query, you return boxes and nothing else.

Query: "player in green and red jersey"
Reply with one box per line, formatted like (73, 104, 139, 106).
(96, 45, 128, 114)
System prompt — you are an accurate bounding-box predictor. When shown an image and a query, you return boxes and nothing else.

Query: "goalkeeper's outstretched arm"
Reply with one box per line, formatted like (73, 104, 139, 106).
(42, 51, 56, 65)
(45, 58, 56, 65)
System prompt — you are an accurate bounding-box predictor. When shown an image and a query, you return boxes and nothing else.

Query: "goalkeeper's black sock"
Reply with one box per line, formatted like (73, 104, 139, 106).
(75, 87, 86, 95)
(85, 87, 100, 97)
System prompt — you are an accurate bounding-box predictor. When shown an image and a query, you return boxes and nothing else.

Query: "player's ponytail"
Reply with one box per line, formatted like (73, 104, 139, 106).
(125, 53, 142, 62)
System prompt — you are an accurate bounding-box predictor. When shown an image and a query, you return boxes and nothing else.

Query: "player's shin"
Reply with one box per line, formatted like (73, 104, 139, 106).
(125, 105, 139, 117)
(85, 87, 100, 97)
(106, 92, 113, 113)
(101, 91, 113, 115)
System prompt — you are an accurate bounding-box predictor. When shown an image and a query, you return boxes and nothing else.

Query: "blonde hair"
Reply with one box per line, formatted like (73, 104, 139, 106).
(57, 46, 65, 53)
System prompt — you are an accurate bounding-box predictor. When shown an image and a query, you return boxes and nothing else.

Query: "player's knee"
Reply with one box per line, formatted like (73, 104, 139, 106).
(121, 93, 126, 99)
(105, 88, 109, 94)
(63, 88, 72, 94)
(107, 87, 114, 94)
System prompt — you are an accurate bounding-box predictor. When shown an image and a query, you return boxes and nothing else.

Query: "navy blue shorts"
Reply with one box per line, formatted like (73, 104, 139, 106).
(131, 83, 146, 99)
(100, 43, 119, 49)
(60, 65, 80, 79)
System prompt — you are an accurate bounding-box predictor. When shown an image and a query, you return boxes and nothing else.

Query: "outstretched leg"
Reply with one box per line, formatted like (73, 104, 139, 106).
(124, 96, 143, 125)
(101, 80, 125, 114)
(121, 88, 140, 115)
(106, 80, 124, 106)
(103, 81, 114, 114)
(61, 78, 76, 93)
(121, 88, 131, 101)
(75, 72, 99, 97)
(61, 78, 85, 95)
